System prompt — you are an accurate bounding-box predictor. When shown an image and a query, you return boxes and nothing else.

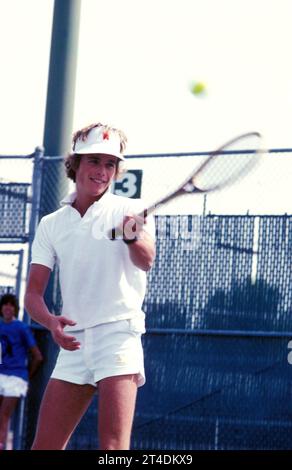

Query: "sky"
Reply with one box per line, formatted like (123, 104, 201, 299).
(1, 0, 292, 156)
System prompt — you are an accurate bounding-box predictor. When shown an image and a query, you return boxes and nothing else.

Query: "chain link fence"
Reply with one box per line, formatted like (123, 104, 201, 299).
(0, 153, 34, 299)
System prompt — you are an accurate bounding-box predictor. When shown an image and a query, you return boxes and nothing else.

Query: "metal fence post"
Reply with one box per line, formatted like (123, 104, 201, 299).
(12, 147, 44, 449)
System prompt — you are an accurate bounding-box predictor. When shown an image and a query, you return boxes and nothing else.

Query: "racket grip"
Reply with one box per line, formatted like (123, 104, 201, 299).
(107, 209, 149, 241)
(110, 228, 116, 240)
(108, 227, 123, 241)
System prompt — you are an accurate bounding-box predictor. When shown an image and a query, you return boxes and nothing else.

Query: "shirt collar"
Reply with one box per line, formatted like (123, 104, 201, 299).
(60, 191, 77, 206)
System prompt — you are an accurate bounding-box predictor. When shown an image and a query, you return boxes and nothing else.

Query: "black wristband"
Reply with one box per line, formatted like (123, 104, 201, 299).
(123, 236, 138, 245)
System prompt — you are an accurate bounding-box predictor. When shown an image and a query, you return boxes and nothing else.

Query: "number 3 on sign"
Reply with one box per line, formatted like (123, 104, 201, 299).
(113, 170, 142, 199)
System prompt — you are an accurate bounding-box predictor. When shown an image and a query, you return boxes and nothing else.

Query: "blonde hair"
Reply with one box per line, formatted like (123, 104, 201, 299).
(64, 122, 127, 182)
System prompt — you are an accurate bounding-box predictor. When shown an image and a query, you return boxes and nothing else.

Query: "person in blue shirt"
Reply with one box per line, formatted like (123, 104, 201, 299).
(0, 293, 43, 450)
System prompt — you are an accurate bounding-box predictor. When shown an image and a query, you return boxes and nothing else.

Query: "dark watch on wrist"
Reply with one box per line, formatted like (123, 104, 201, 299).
(123, 236, 138, 245)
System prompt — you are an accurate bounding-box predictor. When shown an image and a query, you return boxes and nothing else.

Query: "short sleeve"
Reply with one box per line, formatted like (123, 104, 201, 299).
(21, 323, 37, 349)
(31, 218, 56, 270)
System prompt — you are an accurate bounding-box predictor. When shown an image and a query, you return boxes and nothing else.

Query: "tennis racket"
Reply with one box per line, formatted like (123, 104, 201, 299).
(110, 131, 264, 239)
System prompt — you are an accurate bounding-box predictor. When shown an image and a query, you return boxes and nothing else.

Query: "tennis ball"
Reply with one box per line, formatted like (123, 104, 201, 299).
(190, 81, 206, 96)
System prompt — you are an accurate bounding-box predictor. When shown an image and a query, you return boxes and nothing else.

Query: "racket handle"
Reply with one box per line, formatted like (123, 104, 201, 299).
(108, 207, 154, 241)
(109, 227, 123, 240)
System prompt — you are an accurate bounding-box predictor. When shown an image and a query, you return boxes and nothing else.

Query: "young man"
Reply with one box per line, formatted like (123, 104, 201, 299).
(0, 293, 43, 450)
(24, 123, 156, 450)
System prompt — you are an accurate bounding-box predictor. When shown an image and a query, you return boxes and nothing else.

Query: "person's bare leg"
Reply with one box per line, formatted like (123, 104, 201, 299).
(98, 374, 139, 450)
(0, 397, 19, 449)
(32, 378, 96, 450)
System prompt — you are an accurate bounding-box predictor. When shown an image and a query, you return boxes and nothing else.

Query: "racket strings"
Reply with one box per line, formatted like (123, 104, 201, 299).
(193, 152, 259, 191)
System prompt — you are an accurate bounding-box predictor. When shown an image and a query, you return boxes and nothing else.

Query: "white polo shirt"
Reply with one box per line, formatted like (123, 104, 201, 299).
(31, 191, 155, 331)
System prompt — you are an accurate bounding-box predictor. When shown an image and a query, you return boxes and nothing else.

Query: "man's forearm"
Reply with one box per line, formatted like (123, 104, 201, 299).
(24, 293, 54, 330)
(127, 231, 155, 271)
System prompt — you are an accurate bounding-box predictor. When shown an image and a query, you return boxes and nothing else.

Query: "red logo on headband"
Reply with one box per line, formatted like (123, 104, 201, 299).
(103, 131, 109, 140)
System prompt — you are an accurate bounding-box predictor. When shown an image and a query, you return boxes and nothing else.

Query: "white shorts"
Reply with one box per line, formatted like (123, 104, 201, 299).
(51, 318, 146, 388)
(0, 374, 28, 397)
